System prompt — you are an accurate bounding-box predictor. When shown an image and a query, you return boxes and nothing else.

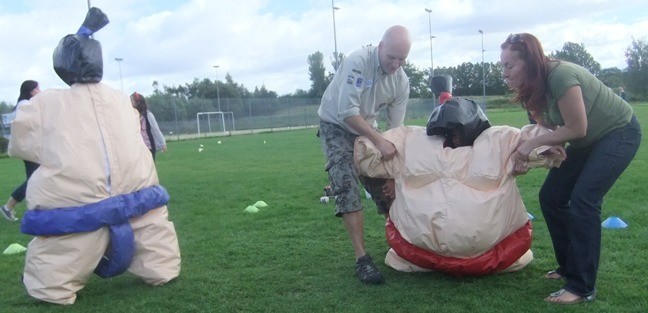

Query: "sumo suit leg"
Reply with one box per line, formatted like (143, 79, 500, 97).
(23, 229, 110, 305)
(127, 205, 181, 285)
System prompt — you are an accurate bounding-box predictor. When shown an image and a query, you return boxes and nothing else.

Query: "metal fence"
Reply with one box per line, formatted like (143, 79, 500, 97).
(156, 97, 437, 141)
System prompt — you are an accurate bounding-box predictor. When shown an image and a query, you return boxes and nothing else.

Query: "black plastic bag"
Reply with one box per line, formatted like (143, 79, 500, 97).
(77, 7, 110, 36)
(52, 7, 109, 86)
(426, 98, 491, 148)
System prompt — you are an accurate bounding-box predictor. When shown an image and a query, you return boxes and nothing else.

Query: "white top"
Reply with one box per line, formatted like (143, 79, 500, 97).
(4, 99, 29, 123)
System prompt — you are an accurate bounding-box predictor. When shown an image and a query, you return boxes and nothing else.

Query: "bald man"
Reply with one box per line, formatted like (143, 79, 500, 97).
(317, 25, 411, 284)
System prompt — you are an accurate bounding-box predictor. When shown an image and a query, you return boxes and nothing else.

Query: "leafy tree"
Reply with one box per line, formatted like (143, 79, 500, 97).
(252, 85, 277, 98)
(290, 89, 309, 98)
(624, 38, 648, 99)
(307, 51, 329, 98)
(223, 73, 251, 99)
(451, 62, 482, 96)
(550, 42, 601, 76)
(401, 62, 431, 98)
(330, 52, 345, 72)
(597, 67, 625, 88)
(152, 81, 161, 95)
(485, 62, 507, 95)
(0, 101, 14, 114)
(164, 84, 188, 99)
(147, 93, 186, 122)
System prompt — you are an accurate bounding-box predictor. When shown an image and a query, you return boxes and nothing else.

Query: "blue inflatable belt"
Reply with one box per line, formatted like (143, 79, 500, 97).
(21, 185, 170, 278)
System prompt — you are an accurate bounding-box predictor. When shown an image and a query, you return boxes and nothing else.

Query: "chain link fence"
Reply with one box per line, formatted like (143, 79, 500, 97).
(156, 97, 437, 141)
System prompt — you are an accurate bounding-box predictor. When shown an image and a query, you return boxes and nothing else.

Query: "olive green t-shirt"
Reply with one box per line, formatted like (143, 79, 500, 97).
(544, 61, 633, 148)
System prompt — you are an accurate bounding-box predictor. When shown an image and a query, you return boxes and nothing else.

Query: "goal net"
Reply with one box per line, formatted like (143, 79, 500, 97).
(196, 111, 236, 136)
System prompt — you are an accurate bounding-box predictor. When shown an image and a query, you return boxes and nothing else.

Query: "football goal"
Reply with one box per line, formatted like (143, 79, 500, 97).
(196, 111, 235, 136)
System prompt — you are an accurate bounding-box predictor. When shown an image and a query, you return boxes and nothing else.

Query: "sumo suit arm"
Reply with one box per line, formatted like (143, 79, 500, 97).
(8, 96, 43, 163)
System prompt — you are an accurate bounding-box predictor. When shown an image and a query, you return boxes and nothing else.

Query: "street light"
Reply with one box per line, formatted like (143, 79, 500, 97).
(213, 65, 221, 112)
(332, 1, 340, 70)
(424, 8, 434, 77)
(478, 29, 486, 109)
(114, 57, 123, 92)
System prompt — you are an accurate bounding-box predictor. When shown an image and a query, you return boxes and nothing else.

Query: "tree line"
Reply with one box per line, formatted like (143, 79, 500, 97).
(2, 38, 647, 123)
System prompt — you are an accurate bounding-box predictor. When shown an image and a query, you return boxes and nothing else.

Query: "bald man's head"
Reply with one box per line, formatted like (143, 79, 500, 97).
(378, 25, 411, 74)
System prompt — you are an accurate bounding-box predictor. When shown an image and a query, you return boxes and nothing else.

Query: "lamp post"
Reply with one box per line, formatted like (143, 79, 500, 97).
(332, 1, 340, 70)
(172, 95, 179, 140)
(425, 8, 434, 77)
(478, 29, 486, 108)
(213, 65, 221, 112)
(114, 57, 123, 92)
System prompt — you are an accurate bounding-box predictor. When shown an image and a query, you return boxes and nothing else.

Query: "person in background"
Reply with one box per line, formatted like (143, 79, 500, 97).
(130, 92, 166, 160)
(2, 80, 41, 221)
(619, 86, 627, 101)
(317, 25, 411, 284)
(501, 32, 641, 305)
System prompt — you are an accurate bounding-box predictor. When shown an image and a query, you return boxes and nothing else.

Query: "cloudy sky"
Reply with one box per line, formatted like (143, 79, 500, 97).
(1, 0, 647, 104)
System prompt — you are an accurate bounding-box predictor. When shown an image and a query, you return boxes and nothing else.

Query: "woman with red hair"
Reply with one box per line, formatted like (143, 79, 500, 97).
(130, 92, 166, 160)
(501, 33, 641, 304)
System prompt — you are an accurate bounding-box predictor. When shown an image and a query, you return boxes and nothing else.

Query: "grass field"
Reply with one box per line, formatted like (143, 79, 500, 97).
(1, 105, 647, 312)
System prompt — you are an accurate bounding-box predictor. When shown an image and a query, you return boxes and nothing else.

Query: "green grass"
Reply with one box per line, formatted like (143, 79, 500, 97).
(1, 105, 648, 312)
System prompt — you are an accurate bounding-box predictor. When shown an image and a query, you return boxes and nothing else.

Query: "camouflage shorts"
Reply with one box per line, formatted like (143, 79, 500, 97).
(318, 121, 392, 216)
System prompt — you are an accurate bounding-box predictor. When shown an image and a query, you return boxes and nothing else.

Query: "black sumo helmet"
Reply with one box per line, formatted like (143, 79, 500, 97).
(53, 7, 109, 86)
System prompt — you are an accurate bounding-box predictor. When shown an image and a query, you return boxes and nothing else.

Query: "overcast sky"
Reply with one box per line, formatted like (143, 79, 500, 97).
(1, 0, 647, 104)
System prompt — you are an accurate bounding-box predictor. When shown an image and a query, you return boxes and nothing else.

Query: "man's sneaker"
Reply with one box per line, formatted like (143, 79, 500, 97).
(1, 205, 18, 221)
(355, 254, 384, 284)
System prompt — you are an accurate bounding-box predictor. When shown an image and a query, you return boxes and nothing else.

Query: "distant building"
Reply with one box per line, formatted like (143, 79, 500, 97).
(2, 113, 13, 139)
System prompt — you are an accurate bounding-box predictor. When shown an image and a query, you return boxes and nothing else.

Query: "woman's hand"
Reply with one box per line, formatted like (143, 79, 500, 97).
(542, 145, 567, 161)
(512, 151, 530, 176)
(512, 141, 532, 176)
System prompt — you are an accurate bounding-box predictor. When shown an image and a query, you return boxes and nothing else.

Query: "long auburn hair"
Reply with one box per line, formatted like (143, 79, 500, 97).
(500, 33, 551, 120)
(130, 92, 148, 115)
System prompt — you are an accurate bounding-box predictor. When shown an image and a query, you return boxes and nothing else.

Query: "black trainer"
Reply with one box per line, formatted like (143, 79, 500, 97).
(355, 254, 384, 284)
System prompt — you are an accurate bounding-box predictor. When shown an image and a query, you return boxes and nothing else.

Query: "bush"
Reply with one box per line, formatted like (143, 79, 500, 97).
(0, 136, 8, 154)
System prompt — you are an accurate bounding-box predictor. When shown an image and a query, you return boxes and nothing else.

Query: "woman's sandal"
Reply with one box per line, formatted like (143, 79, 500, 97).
(544, 289, 596, 305)
(543, 270, 564, 280)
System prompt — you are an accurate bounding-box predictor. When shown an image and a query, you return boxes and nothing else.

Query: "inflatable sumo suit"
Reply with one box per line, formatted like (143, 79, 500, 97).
(8, 8, 181, 304)
(354, 102, 563, 276)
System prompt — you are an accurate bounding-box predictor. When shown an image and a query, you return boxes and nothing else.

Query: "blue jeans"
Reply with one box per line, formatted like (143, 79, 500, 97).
(539, 115, 641, 297)
(11, 160, 39, 202)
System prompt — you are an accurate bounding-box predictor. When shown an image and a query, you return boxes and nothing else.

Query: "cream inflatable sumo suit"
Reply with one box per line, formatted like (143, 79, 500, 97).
(8, 8, 181, 304)
(354, 99, 563, 276)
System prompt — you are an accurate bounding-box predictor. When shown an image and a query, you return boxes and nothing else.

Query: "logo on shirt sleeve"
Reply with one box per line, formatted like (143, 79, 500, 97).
(355, 77, 363, 88)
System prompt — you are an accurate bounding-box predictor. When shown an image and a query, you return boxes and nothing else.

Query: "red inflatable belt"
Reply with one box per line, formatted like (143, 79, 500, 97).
(386, 218, 532, 276)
